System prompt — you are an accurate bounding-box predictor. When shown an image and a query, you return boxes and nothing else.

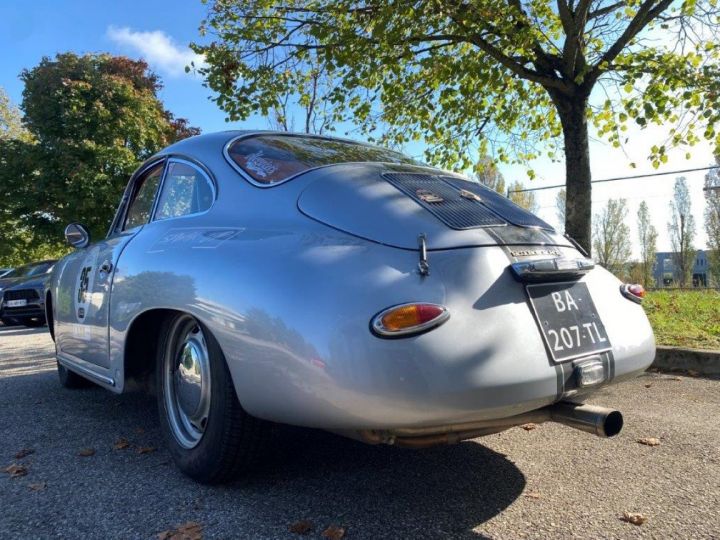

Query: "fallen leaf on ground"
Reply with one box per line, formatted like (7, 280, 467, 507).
(289, 520, 314, 534)
(620, 512, 647, 526)
(157, 521, 202, 540)
(3, 463, 28, 478)
(137, 446, 157, 455)
(524, 491, 542, 499)
(113, 438, 131, 450)
(644, 383, 652, 388)
(29, 482, 47, 491)
(637, 437, 661, 447)
(14, 448, 35, 459)
(521, 423, 537, 431)
(78, 448, 96, 457)
(321, 525, 346, 540)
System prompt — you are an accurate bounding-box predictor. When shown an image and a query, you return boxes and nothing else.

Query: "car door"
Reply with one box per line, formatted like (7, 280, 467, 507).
(55, 160, 166, 370)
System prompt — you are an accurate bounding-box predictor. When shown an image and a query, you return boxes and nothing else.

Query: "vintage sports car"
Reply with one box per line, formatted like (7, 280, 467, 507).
(47, 131, 655, 483)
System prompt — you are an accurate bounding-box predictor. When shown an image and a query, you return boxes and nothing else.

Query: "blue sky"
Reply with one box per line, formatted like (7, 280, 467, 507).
(0, 0, 251, 133)
(1, 0, 714, 252)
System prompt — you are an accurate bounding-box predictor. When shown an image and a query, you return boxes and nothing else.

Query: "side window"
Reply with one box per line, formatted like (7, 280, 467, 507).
(154, 161, 214, 220)
(123, 163, 165, 230)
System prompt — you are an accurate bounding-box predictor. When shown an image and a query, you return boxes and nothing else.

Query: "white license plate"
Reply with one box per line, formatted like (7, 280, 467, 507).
(6, 299, 27, 308)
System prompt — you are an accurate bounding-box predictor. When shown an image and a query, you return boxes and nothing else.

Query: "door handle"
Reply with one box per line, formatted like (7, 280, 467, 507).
(99, 260, 113, 274)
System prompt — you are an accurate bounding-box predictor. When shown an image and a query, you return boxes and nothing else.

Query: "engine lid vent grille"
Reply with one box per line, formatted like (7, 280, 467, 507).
(382, 173, 507, 230)
(441, 176, 553, 230)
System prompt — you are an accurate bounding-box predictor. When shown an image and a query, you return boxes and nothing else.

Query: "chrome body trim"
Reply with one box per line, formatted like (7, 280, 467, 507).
(57, 354, 115, 386)
(511, 257, 595, 282)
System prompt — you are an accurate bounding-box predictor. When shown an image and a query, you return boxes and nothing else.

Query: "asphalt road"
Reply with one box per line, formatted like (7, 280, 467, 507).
(1, 325, 719, 539)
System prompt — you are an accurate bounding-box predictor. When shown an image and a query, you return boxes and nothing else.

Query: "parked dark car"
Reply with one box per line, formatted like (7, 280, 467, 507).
(0, 268, 13, 278)
(0, 260, 56, 326)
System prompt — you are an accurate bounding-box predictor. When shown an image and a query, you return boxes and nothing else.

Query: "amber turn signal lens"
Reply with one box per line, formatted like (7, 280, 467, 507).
(372, 303, 450, 337)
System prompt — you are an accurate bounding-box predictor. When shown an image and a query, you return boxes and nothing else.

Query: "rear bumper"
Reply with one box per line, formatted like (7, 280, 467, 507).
(216, 244, 655, 431)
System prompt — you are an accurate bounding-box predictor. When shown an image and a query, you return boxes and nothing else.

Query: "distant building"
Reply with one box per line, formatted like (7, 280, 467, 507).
(653, 250, 713, 287)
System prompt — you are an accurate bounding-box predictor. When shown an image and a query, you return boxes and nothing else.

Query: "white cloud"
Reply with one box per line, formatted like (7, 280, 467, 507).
(106, 26, 205, 77)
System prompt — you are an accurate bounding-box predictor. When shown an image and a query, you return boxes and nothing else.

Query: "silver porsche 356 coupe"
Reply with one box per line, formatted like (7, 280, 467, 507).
(48, 131, 654, 483)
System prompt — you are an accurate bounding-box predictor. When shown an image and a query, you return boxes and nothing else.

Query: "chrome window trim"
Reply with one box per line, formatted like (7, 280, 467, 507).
(222, 132, 427, 188)
(150, 157, 217, 223)
(109, 158, 168, 236)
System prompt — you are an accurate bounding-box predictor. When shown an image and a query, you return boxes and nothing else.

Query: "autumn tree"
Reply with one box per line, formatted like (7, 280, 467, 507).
(637, 200, 658, 287)
(704, 161, 720, 285)
(193, 0, 720, 253)
(593, 198, 631, 275)
(0, 87, 31, 142)
(668, 177, 696, 286)
(0, 53, 199, 264)
(475, 156, 506, 194)
(476, 156, 537, 211)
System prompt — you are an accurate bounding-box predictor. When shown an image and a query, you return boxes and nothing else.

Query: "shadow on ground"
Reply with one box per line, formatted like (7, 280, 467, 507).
(1, 344, 525, 538)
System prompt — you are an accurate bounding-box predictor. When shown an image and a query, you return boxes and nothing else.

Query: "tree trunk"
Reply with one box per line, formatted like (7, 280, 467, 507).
(554, 94, 592, 255)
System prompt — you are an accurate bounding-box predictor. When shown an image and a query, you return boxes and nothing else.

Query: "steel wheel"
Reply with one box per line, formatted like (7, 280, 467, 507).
(163, 315, 212, 449)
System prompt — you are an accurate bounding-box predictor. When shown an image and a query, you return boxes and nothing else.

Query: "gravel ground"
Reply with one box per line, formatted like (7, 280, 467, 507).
(1, 325, 719, 539)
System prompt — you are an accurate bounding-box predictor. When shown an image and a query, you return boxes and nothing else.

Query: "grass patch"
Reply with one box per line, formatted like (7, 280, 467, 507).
(644, 289, 720, 350)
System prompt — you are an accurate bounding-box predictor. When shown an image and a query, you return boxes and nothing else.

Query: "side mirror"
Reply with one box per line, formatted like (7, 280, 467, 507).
(64, 223, 91, 249)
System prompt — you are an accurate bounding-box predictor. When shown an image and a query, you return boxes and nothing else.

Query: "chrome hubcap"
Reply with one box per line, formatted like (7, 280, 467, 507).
(164, 317, 211, 449)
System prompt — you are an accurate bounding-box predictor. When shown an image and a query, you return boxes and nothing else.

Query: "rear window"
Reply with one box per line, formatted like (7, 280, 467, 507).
(226, 134, 422, 185)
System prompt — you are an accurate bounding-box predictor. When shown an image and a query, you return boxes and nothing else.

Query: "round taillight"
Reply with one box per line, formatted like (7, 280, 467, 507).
(620, 283, 645, 303)
(371, 303, 450, 337)
(628, 284, 646, 298)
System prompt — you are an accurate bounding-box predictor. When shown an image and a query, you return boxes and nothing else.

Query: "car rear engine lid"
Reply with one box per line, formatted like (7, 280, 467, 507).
(383, 172, 554, 231)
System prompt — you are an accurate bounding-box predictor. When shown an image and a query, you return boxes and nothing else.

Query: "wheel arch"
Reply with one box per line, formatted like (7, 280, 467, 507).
(123, 308, 179, 390)
(122, 308, 235, 396)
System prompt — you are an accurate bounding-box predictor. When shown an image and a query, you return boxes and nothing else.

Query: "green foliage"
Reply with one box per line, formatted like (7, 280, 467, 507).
(644, 289, 720, 349)
(593, 198, 632, 275)
(0, 53, 199, 266)
(193, 0, 720, 251)
(668, 177, 696, 286)
(0, 87, 31, 142)
(637, 200, 658, 288)
(194, 0, 720, 170)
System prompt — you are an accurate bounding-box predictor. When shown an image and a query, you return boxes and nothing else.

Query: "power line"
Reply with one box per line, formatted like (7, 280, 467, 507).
(508, 165, 720, 194)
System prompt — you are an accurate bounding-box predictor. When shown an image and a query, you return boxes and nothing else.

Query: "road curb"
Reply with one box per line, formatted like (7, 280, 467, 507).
(652, 345, 720, 375)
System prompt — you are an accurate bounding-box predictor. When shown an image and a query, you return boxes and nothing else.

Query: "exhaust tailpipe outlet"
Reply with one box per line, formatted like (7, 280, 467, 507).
(549, 402, 624, 437)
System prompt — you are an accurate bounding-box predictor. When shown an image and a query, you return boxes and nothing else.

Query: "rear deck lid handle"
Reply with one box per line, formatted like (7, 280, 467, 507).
(511, 257, 595, 282)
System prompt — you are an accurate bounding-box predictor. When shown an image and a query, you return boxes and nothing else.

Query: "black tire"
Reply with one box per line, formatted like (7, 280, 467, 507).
(156, 313, 268, 484)
(18, 317, 46, 328)
(57, 361, 93, 388)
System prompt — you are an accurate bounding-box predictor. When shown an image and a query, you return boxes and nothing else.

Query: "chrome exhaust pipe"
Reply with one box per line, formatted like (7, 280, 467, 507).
(548, 402, 623, 438)
(350, 401, 624, 447)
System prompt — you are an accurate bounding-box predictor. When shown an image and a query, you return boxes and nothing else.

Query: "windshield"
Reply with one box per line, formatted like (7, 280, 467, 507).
(227, 134, 423, 185)
(2, 262, 53, 279)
